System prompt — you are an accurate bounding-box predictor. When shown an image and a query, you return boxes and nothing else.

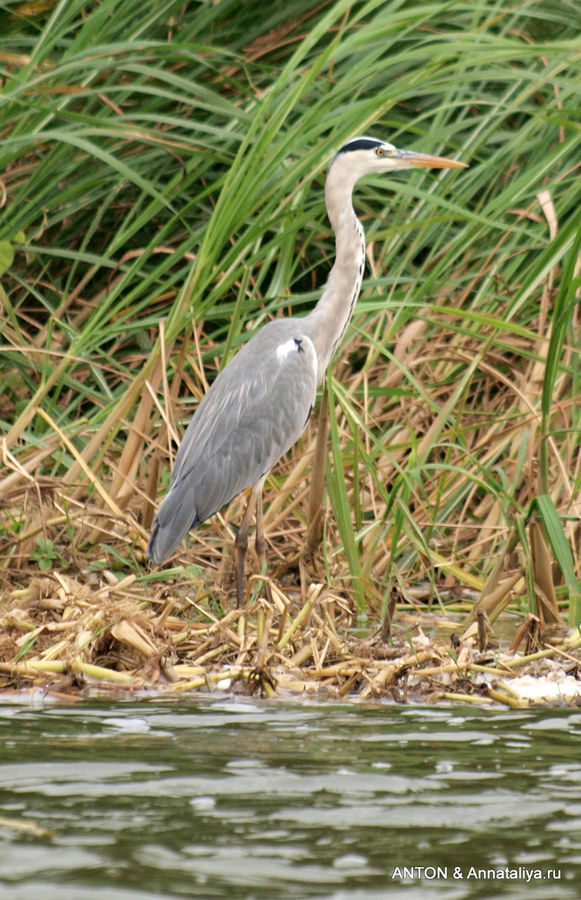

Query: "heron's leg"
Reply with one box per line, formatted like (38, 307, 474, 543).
(254, 488, 273, 604)
(306, 386, 328, 559)
(234, 492, 257, 607)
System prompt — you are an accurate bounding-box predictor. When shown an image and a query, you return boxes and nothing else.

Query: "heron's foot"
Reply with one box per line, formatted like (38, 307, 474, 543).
(247, 664, 277, 697)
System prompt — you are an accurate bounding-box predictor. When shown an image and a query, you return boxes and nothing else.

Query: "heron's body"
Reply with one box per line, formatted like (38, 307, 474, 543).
(149, 318, 318, 565)
(148, 136, 466, 602)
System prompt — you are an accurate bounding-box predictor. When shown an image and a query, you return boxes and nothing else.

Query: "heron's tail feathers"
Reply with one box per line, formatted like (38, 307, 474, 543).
(147, 484, 199, 565)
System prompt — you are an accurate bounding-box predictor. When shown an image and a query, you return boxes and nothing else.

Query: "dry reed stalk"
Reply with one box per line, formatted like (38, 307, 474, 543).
(441, 692, 494, 705)
(529, 520, 561, 626)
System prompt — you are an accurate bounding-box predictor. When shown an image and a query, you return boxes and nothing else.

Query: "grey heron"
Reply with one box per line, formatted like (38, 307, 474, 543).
(148, 137, 466, 605)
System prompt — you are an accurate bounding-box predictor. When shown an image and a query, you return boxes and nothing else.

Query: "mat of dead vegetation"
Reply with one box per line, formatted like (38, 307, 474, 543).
(2, 559, 581, 709)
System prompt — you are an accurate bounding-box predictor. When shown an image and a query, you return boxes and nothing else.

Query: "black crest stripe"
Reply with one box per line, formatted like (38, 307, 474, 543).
(336, 138, 382, 156)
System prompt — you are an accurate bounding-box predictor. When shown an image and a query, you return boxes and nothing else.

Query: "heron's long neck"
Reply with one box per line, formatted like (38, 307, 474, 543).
(303, 172, 365, 383)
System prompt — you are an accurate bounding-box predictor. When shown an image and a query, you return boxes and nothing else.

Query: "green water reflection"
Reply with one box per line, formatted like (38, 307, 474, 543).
(0, 699, 579, 898)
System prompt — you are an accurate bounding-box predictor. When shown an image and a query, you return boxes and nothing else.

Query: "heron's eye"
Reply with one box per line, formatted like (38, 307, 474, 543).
(375, 147, 384, 157)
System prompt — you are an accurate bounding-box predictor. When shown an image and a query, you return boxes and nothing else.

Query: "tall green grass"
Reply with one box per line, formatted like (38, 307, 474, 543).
(1, 0, 579, 624)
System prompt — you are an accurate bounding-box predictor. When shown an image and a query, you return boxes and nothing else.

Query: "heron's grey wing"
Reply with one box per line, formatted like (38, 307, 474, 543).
(148, 320, 318, 564)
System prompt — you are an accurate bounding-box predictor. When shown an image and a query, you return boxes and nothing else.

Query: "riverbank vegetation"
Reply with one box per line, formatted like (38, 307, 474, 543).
(1, 0, 580, 702)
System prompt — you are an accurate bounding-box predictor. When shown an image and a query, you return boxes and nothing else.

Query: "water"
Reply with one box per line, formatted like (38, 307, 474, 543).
(0, 697, 579, 899)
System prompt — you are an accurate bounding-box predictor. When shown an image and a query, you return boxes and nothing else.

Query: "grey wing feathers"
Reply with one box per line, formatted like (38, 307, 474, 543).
(148, 319, 317, 564)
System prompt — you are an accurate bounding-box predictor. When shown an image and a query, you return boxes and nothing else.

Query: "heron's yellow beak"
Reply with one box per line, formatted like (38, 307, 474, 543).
(394, 149, 467, 169)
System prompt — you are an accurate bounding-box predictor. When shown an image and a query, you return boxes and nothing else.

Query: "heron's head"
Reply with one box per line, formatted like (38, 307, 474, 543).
(331, 136, 466, 183)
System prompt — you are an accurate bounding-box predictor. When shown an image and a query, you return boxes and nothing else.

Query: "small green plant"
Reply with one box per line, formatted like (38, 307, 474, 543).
(30, 538, 67, 573)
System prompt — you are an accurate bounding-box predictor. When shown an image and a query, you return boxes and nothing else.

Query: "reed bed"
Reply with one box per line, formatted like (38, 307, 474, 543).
(1, 0, 580, 703)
